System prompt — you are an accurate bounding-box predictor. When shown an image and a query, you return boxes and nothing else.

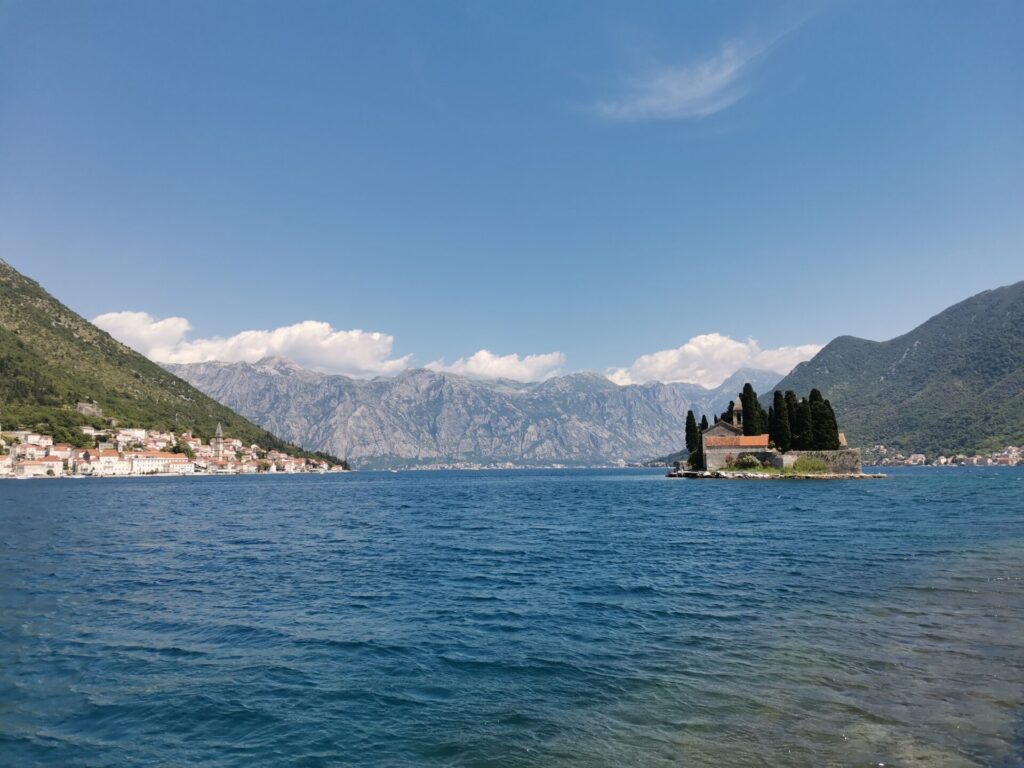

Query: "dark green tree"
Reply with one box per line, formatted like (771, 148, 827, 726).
(720, 400, 736, 425)
(687, 441, 704, 469)
(819, 399, 841, 449)
(810, 397, 839, 450)
(700, 414, 709, 431)
(784, 390, 799, 437)
(740, 383, 762, 435)
(771, 390, 792, 452)
(170, 441, 195, 459)
(684, 410, 700, 455)
(792, 398, 813, 450)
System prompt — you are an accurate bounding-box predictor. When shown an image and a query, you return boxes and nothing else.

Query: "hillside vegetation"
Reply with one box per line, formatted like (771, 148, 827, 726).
(0, 259, 340, 463)
(769, 281, 1024, 455)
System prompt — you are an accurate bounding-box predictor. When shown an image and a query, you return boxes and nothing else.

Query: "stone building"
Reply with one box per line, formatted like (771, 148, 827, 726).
(701, 420, 773, 471)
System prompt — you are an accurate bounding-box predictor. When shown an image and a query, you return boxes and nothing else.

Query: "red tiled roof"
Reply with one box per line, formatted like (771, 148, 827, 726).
(704, 435, 770, 449)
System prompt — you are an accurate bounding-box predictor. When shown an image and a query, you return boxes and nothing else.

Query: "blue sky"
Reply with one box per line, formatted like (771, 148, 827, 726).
(1, 1, 1022, 385)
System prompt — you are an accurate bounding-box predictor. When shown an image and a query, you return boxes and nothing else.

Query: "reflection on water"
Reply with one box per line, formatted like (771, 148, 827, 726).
(1, 468, 1022, 766)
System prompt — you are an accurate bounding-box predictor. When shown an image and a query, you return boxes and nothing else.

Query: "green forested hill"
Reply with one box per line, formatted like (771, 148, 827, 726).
(0, 258, 340, 462)
(769, 280, 1024, 455)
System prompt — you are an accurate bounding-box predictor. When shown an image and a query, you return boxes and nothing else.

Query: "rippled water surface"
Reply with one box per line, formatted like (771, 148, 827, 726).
(2, 468, 1023, 766)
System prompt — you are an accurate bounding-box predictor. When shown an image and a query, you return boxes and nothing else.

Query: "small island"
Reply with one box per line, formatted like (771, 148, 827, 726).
(667, 384, 883, 479)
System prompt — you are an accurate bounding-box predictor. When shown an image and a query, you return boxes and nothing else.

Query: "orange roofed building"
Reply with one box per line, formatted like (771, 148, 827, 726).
(699, 409, 774, 471)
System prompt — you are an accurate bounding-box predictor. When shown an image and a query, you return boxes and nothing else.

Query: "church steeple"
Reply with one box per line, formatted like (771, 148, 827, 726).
(213, 423, 224, 460)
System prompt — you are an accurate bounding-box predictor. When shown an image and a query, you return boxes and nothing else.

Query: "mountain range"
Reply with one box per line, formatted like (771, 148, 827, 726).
(6, 253, 1020, 465)
(165, 360, 779, 468)
(771, 280, 1024, 455)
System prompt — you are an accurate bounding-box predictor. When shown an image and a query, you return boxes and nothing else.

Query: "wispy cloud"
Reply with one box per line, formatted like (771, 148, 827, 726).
(593, 24, 799, 122)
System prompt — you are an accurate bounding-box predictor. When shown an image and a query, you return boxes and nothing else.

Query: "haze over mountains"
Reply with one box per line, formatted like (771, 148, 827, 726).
(166, 360, 778, 468)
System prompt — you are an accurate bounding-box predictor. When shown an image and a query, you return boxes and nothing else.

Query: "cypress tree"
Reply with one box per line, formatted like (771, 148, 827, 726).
(806, 397, 839, 450)
(771, 390, 792, 452)
(700, 414, 709, 431)
(823, 399, 841, 449)
(740, 383, 760, 436)
(784, 390, 799, 436)
(721, 401, 735, 425)
(687, 446, 704, 470)
(687, 411, 705, 470)
(684, 410, 700, 455)
(805, 390, 829, 448)
(792, 399, 812, 450)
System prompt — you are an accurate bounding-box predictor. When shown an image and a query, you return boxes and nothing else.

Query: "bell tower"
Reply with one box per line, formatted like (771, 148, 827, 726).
(213, 423, 224, 460)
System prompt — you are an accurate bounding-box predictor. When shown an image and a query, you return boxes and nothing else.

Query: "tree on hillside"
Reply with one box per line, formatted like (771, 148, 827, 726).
(684, 410, 700, 455)
(700, 414, 709, 431)
(170, 441, 195, 459)
(792, 398, 813, 450)
(771, 390, 792, 452)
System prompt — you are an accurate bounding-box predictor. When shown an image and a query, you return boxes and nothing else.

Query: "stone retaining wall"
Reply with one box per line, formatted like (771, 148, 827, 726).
(704, 448, 778, 471)
(703, 447, 862, 473)
(781, 449, 862, 473)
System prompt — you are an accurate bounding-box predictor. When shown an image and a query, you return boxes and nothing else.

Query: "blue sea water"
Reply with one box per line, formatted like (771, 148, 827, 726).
(1, 467, 1023, 767)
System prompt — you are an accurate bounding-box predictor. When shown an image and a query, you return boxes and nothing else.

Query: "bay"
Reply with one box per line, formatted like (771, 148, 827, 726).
(1, 468, 1022, 766)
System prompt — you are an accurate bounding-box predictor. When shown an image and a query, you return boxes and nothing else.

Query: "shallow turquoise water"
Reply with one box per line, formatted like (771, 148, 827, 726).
(1, 468, 1022, 766)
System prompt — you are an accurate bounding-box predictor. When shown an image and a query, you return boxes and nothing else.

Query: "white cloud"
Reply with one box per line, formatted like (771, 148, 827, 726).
(93, 311, 193, 360)
(93, 312, 817, 388)
(607, 333, 821, 388)
(93, 311, 411, 378)
(427, 350, 565, 382)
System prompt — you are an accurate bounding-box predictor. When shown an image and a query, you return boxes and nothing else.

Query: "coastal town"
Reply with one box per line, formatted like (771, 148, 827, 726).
(867, 444, 1023, 467)
(0, 423, 347, 478)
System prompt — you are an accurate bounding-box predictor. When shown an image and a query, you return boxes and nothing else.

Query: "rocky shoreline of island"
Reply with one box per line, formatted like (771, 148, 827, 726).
(666, 469, 885, 480)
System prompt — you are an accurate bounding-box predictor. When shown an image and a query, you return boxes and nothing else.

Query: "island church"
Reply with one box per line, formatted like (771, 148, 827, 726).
(697, 396, 848, 472)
